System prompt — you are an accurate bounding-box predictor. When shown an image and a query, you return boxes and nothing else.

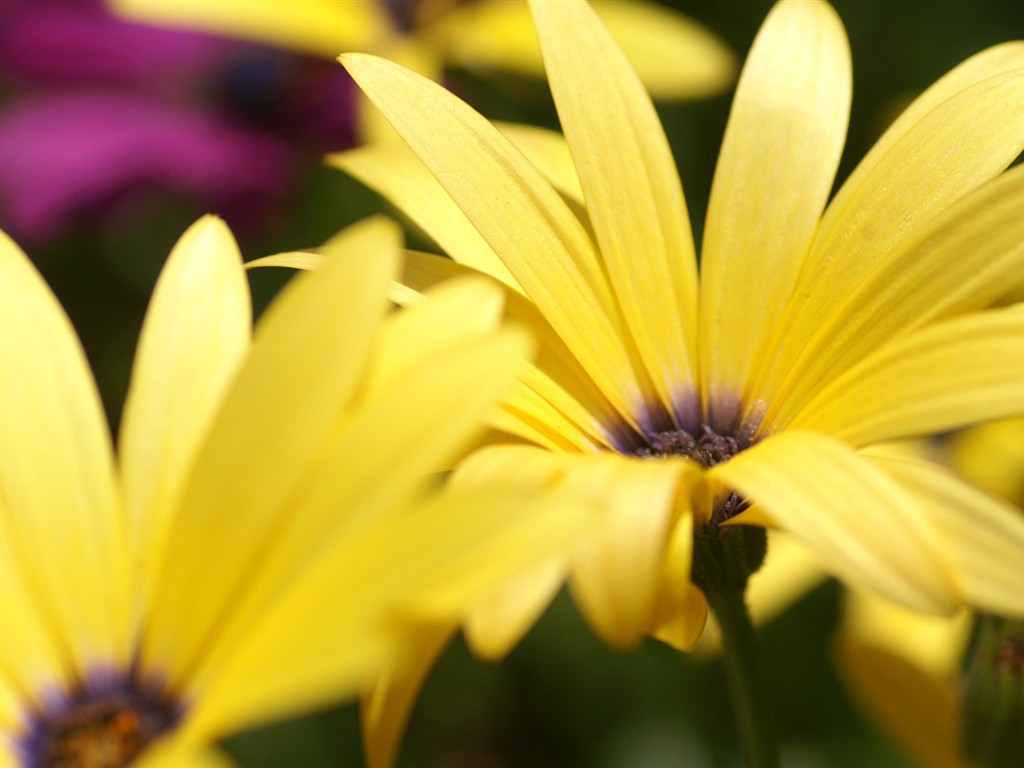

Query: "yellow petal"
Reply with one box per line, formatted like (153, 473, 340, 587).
(110, 0, 385, 57)
(843, 589, 969, 680)
(361, 624, 455, 768)
(189, 480, 589, 741)
(568, 455, 696, 648)
(768, 64, 1024, 403)
(822, 41, 1024, 244)
(464, 558, 566, 661)
(179, 312, 536, 704)
(787, 306, 1024, 445)
(948, 416, 1024, 505)
(494, 122, 584, 205)
(835, 633, 965, 768)
(869, 452, 1024, 616)
(700, 0, 850, 418)
(245, 250, 323, 271)
(120, 217, 250, 572)
(435, 0, 735, 99)
(454, 446, 693, 648)
(765, 164, 1024, 414)
(531, 0, 700, 424)
(326, 144, 519, 288)
(712, 431, 956, 612)
(143, 218, 399, 686)
(0, 230, 129, 670)
(342, 53, 649, 428)
(649, 516, 708, 652)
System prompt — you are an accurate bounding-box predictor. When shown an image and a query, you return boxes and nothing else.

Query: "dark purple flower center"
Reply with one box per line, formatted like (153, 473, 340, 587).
(18, 672, 182, 768)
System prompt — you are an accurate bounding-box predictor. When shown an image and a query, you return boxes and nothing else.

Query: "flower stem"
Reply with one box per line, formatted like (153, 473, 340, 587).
(707, 587, 779, 768)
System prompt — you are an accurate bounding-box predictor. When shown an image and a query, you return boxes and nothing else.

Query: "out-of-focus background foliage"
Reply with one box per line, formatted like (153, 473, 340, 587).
(2, 1, 1021, 765)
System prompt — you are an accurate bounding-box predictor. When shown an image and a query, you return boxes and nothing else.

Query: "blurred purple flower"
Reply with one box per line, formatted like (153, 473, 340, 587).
(0, 92, 292, 240)
(0, 0, 350, 242)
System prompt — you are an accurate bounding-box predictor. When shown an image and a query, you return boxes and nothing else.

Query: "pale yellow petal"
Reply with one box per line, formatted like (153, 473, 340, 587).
(464, 558, 566, 661)
(649, 515, 707, 652)
(869, 452, 1024, 616)
(532, 0, 699, 424)
(142, 218, 399, 686)
(821, 41, 1024, 243)
(700, 0, 850, 420)
(179, 322, 536, 699)
(568, 456, 696, 648)
(187, 481, 588, 741)
(764, 164, 1024, 414)
(767, 66, 1024, 402)
(434, 0, 735, 99)
(835, 634, 965, 768)
(120, 217, 250, 570)
(712, 432, 957, 612)
(362, 624, 454, 768)
(787, 307, 1024, 445)
(245, 250, 322, 271)
(454, 445, 692, 647)
(948, 416, 1024, 505)
(110, 0, 385, 57)
(844, 590, 969, 680)
(0, 230, 129, 670)
(326, 144, 520, 288)
(494, 122, 583, 205)
(342, 53, 649, 428)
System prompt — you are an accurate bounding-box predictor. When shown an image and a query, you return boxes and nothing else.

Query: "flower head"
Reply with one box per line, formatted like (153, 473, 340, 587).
(338, 0, 1024, 646)
(0, 214, 582, 766)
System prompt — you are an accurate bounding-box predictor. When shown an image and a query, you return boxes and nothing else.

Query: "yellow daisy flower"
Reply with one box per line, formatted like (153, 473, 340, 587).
(108, 0, 735, 138)
(334, 0, 1024, 643)
(0, 214, 583, 767)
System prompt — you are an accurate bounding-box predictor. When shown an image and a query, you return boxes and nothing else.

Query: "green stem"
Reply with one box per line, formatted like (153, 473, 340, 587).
(707, 588, 779, 768)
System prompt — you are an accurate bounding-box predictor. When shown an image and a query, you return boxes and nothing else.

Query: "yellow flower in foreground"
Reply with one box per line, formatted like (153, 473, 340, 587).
(0, 215, 583, 767)
(108, 0, 734, 138)
(338, 0, 1024, 638)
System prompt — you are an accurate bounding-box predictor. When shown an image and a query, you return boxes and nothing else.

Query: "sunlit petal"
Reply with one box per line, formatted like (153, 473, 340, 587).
(341, 53, 649, 428)
(786, 307, 1024, 445)
(532, 0, 700, 423)
(120, 216, 250, 569)
(713, 432, 957, 613)
(701, 0, 850, 418)
(0, 230, 129, 671)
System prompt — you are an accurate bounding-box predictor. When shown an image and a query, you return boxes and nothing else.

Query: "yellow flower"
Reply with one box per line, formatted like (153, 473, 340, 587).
(0, 215, 583, 767)
(338, 0, 1024, 636)
(108, 0, 735, 138)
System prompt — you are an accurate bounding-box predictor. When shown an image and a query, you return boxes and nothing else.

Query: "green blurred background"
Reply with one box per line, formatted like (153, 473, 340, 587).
(3, 1, 1022, 765)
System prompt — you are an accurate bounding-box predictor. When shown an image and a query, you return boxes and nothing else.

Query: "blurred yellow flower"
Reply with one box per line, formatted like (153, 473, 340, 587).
(838, 417, 1024, 768)
(837, 590, 970, 768)
(108, 0, 735, 139)
(0, 215, 583, 766)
